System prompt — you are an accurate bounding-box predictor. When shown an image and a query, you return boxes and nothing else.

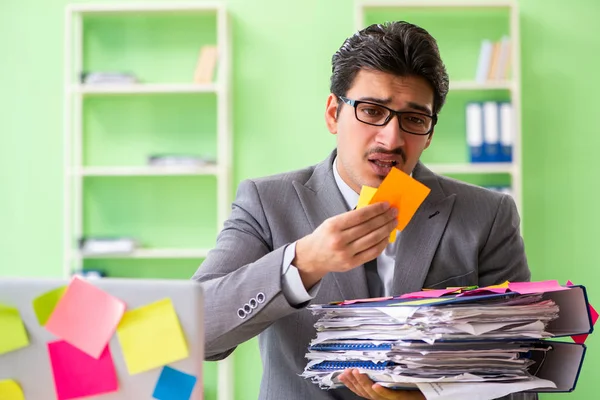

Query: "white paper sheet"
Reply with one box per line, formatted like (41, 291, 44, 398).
(417, 378, 556, 400)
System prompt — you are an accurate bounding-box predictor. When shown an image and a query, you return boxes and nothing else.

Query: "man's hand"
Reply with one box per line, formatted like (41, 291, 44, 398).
(338, 369, 425, 400)
(293, 202, 398, 289)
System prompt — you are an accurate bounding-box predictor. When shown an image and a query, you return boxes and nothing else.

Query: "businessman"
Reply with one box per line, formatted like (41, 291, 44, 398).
(193, 21, 532, 400)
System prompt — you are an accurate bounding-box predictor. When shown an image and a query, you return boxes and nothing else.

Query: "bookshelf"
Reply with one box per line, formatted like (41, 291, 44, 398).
(355, 0, 523, 213)
(72, 82, 219, 95)
(63, 3, 232, 400)
(80, 248, 211, 259)
(78, 165, 220, 176)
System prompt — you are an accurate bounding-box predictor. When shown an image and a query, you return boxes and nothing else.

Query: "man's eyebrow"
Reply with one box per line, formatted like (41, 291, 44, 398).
(357, 97, 433, 115)
(357, 96, 393, 105)
(407, 101, 433, 115)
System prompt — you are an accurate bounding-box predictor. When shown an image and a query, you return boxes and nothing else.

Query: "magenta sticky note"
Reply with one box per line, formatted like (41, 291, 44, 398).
(45, 276, 125, 358)
(457, 287, 509, 297)
(508, 280, 567, 295)
(571, 304, 599, 344)
(399, 288, 460, 299)
(567, 280, 598, 344)
(48, 340, 118, 400)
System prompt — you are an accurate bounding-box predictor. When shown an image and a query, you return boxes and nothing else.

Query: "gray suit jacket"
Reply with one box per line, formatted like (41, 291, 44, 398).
(193, 150, 533, 400)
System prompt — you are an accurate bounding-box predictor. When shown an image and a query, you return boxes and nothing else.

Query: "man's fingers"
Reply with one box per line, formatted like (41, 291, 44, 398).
(352, 369, 380, 399)
(372, 384, 426, 400)
(337, 202, 391, 230)
(339, 369, 369, 398)
(342, 207, 397, 242)
(348, 217, 397, 259)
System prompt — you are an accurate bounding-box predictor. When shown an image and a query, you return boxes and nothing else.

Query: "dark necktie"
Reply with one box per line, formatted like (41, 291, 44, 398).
(364, 258, 383, 298)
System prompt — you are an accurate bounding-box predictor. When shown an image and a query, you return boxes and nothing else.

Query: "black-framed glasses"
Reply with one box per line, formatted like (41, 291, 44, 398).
(337, 95, 437, 136)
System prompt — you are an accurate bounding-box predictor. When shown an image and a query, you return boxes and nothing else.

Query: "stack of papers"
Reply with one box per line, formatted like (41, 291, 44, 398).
(302, 289, 562, 395)
(310, 293, 558, 345)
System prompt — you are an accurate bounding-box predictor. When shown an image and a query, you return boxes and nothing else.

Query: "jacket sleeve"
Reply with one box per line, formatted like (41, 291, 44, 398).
(478, 194, 531, 286)
(192, 179, 301, 360)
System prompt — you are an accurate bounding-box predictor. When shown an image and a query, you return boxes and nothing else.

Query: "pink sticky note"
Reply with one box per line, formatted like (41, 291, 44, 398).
(571, 304, 599, 344)
(48, 340, 118, 400)
(567, 280, 598, 344)
(508, 280, 567, 295)
(45, 276, 125, 358)
(341, 297, 393, 305)
(457, 287, 509, 297)
(399, 288, 461, 299)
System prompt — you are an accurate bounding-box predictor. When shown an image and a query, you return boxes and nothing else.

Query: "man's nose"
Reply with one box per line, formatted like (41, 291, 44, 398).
(374, 113, 405, 149)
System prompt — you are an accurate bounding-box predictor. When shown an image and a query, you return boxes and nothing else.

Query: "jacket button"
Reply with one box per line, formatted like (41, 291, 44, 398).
(256, 292, 266, 303)
(249, 298, 258, 309)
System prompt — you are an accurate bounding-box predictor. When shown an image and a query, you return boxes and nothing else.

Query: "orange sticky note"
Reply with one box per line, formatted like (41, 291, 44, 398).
(368, 167, 430, 231)
(358, 186, 397, 243)
(45, 276, 126, 359)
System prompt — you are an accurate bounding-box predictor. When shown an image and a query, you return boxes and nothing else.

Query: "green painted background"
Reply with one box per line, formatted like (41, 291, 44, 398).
(1, 0, 598, 399)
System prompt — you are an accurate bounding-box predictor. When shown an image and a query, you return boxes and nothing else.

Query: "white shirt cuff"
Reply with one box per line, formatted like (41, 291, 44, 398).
(281, 242, 318, 305)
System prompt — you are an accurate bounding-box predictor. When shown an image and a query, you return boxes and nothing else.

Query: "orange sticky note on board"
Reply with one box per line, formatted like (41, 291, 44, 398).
(358, 186, 397, 243)
(368, 167, 430, 231)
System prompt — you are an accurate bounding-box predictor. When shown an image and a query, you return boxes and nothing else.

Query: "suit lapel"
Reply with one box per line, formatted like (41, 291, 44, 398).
(293, 150, 370, 301)
(390, 162, 456, 296)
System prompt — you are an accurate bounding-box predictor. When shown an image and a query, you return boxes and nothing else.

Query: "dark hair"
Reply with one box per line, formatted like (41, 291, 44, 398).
(330, 21, 449, 116)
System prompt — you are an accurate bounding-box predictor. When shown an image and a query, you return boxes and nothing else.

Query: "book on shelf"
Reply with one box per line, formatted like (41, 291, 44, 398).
(80, 72, 139, 85)
(78, 237, 138, 256)
(72, 269, 107, 279)
(147, 154, 216, 168)
(475, 36, 511, 83)
(193, 45, 218, 84)
(466, 101, 513, 163)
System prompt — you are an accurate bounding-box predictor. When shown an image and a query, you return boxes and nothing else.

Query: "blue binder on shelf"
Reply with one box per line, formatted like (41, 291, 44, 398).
(314, 285, 593, 393)
(466, 102, 484, 163)
(499, 101, 514, 162)
(482, 101, 501, 162)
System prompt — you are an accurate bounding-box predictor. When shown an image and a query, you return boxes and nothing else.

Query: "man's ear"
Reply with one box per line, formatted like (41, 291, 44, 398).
(325, 93, 339, 135)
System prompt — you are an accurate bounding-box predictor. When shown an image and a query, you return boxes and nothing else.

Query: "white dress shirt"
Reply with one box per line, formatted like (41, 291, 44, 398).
(281, 157, 400, 305)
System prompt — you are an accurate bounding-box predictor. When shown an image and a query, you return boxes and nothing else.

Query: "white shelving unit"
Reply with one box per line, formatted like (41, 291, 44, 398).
(72, 82, 219, 95)
(63, 3, 233, 400)
(78, 165, 221, 176)
(355, 0, 523, 213)
(427, 162, 516, 175)
(80, 248, 212, 259)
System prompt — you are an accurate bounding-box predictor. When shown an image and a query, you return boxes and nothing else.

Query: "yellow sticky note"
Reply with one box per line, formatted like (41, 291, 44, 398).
(485, 281, 510, 289)
(357, 185, 377, 208)
(0, 379, 25, 400)
(116, 298, 188, 375)
(32, 285, 66, 326)
(0, 305, 29, 356)
(393, 298, 452, 306)
(358, 186, 398, 243)
(369, 167, 431, 231)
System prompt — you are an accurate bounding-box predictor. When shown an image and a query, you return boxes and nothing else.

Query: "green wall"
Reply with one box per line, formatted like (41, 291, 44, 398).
(1, 0, 598, 399)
